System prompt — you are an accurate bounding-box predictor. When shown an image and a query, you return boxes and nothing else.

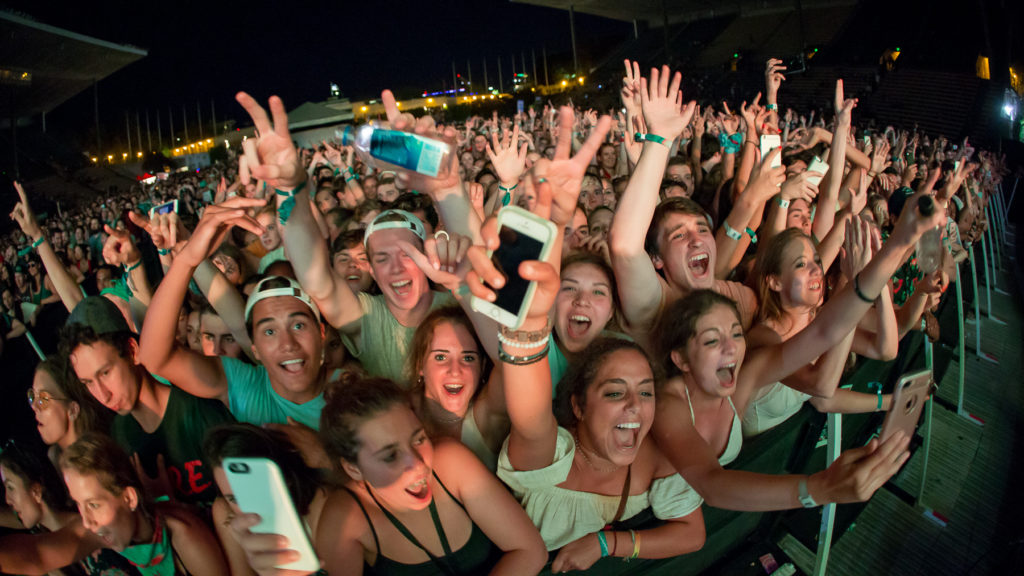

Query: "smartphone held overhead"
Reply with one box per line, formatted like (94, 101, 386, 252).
(470, 206, 557, 329)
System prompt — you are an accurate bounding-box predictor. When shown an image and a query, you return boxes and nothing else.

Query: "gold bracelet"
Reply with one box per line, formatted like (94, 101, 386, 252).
(498, 318, 552, 346)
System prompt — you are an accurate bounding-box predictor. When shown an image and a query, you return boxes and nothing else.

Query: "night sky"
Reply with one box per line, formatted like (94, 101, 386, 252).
(4, 0, 628, 147)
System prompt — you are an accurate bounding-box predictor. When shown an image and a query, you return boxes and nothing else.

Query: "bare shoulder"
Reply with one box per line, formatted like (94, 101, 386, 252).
(746, 322, 784, 349)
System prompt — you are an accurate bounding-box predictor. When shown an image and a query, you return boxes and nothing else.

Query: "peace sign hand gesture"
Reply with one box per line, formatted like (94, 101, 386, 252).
(235, 93, 306, 191)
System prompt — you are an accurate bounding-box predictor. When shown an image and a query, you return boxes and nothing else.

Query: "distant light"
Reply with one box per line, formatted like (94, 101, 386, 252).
(207, 139, 212, 143)
(91, 157, 98, 162)
(396, 102, 401, 107)
(122, 153, 128, 159)
(137, 152, 143, 157)
(1004, 104, 1015, 117)
(733, 53, 739, 58)
(442, 103, 447, 109)
(427, 98, 434, 103)
(361, 106, 368, 112)
(578, 77, 585, 84)
(107, 155, 113, 161)
(813, 48, 819, 53)
(895, 47, 901, 52)
(561, 80, 568, 87)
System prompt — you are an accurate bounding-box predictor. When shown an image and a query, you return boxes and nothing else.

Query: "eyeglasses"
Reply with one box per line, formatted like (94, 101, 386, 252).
(27, 389, 69, 409)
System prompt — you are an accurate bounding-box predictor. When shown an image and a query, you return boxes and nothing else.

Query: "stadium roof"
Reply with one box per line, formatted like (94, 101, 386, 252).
(511, 0, 849, 24)
(0, 10, 147, 119)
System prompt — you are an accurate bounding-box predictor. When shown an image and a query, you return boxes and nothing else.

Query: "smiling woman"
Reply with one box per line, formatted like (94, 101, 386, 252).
(237, 374, 548, 576)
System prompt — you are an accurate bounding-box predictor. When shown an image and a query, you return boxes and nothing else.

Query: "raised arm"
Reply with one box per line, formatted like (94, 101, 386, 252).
(812, 80, 854, 242)
(138, 197, 266, 403)
(235, 92, 363, 334)
(609, 65, 695, 331)
(714, 148, 787, 279)
(101, 225, 153, 307)
(464, 199, 562, 472)
(11, 182, 83, 312)
(747, 194, 944, 387)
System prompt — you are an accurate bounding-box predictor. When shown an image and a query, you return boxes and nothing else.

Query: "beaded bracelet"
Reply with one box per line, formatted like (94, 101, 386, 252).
(496, 339, 550, 365)
(497, 331, 550, 350)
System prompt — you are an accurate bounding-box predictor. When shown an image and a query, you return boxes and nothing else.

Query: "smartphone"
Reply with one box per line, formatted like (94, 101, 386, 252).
(149, 199, 178, 218)
(470, 206, 557, 329)
(760, 134, 782, 169)
(222, 458, 320, 572)
(879, 369, 932, 443)
(806, 156, 829, 186)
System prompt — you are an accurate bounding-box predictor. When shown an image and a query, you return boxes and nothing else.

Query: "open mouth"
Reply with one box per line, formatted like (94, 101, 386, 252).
(567, 314, 592, 339)
(405, 477, 431, 502)
(390, 279, 412, 297)
(808, 280, 822, 291)
(715, 363, 737, 387)
(346, 274, 362, 281)
(688, 253, 710, 276)
(613, 421, 641, 450)
(442, 383, 464, 396)
(280, 359, 305, 374)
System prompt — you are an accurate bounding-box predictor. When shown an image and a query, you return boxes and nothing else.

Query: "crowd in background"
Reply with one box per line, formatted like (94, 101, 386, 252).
(0, 57, 1008, 575)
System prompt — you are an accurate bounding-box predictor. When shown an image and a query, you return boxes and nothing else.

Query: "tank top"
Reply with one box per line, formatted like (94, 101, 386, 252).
(460, 403, 498, 471)
(346, 472, 501, 576)
(684, 385, 743, 466)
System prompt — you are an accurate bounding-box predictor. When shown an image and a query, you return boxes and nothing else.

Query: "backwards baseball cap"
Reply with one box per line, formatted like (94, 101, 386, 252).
(363, 209, 426, 247)
(66, 296, 133, 335)
(244, 276, 322, 324)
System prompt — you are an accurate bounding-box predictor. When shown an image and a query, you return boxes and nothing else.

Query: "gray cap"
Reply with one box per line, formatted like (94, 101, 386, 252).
(66, 296, 132, 335)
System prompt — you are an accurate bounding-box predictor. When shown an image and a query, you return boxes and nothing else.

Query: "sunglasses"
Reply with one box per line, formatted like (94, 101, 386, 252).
(27, 389, 69, 409)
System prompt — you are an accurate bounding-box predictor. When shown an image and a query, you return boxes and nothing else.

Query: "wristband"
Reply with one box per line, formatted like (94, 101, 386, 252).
(344, 174, 356, 183)
(31, 236, 44, 250)
(722, 220, 743, 241)
(597, 531, 610, 558)
(275, 183, 305, 227)
(631, 531, 641, 560)
(124, 260, 142, 273)
(157, 248, 171, 256)
(498, 182, 518, 207)
(798, 477, 819, 508)
(776, 196, 791, 209)
(853, 273, 875, 304)
(624, 530, 637, 563)
(746, 227, 758, 244)
(635, 133, 671, 148)
(766, 103, 778, 112)
(867, 170, 878, 179)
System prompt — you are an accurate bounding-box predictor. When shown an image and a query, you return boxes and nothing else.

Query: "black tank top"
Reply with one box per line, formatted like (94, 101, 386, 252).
(346, 471, 501, 576)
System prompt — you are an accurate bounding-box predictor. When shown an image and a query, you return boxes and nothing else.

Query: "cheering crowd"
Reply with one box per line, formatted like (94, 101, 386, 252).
(0, 57, 1007, 575)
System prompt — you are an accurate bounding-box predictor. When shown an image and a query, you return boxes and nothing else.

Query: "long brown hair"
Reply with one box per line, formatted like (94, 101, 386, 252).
(752, 228, 815, 324)
(404, 306, 490, 391)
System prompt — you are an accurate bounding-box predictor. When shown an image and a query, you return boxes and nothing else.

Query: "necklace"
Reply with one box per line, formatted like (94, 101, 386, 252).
(574, 434, 621, 473)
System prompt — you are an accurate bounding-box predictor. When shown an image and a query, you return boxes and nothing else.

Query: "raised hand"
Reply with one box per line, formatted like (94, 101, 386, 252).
(486, 124, 528, 187)
(745, 148, 787, 200)
(10, 182, 43, 240)
(739, 93, 763, 136)
(102, 225, 142, 267)
(236, 93, 306, 191)
(870, 139, 891, 174)
(380, 89, 462, 195)
(779, 169, 822, 204)
(177, 197, 266, 268)
(640, 65, 696, 141)
(128, 211, 189, 253)
(397, 230, 474, 291)
(834, 79, 858, 126)
(765, 58, 786, 96)
(840, 214, 874, 280)
(532, 106, 612, 227)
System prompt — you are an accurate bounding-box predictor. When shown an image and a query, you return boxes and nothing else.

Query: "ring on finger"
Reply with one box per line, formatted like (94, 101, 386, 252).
(434, 230, 450, 242)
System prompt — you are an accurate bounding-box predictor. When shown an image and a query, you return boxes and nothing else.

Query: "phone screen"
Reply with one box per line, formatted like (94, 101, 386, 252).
(153, 201, 176, 216)
(491, 227, 544, 316)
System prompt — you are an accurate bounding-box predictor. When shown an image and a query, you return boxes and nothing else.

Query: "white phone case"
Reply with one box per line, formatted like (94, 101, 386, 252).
(223, 458, 320, 572)
(760, 135, 782, 169)
(806, 156, 829, 186)
(470, 206, 557, 329)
